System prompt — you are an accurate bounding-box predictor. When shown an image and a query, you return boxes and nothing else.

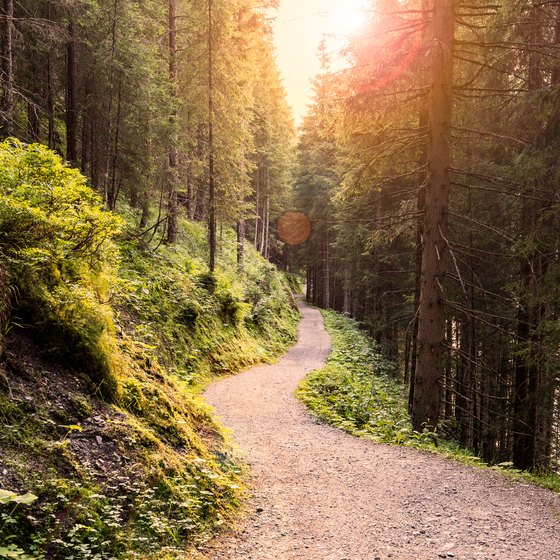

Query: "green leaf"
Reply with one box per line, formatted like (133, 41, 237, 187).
(0, 489, 17, 504)
(12, 492, 38, 505)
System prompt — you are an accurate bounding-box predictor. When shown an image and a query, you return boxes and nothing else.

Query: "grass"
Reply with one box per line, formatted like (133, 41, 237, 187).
(297, 309, 560, 495)
(0, 217, 300, 559)
(0, 147, 299, 560)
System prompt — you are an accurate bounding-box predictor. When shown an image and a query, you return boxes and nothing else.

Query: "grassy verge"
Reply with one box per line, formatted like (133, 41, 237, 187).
(297, 309, 560, 495)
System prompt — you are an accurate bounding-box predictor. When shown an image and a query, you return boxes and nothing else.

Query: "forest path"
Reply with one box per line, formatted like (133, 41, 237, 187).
(203, 303, 560, 560)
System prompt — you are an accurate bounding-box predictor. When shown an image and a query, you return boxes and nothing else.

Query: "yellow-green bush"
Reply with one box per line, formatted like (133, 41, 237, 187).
(0, 140, 300, 559)
(0, 139, 123, 397)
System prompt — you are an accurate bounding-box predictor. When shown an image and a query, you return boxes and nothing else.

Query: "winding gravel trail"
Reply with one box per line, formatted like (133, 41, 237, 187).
(204, 304, 560, 560)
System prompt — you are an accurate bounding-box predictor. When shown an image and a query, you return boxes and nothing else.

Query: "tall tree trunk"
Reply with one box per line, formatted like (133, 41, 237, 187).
(409, 105, 428, 412)
(237, 219, 245, 270)
(167, 0, 179, 243)
(409, 0, 431, 409)
(512, 2, 549, 471)
(140, 189, 150, 230)
(208, 0, 216, 270)
(46, 0, 55, 149)
(1, 0, 14, 138)
(254, 167, 260, 248)
(264, 194, 270, 259)
(412, 0, 454, 431)
(101, 0, 119, 204)
(343, 265, 351, 315)
(66, 19, 78, 164)
(108, 76, 122, 210)
(323, 227, 331, 309)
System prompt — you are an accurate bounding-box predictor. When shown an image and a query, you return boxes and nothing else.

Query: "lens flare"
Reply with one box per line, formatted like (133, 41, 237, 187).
(278, 211, 312, 246)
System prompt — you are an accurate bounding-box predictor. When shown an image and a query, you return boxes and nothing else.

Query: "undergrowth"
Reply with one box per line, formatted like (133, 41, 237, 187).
(297, 309, 560, 495)
(0, 140, 299, 559)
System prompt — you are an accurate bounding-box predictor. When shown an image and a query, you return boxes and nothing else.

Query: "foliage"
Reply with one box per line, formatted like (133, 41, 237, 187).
(298, 310, 560, 494)
(297, 310, 436, 446)
(293, 0, 560, 473)
(0, 141, 299, 558)
(0, 490, 38, 559)
(0, 139, 123, 397)
(117, 217, 299, 383)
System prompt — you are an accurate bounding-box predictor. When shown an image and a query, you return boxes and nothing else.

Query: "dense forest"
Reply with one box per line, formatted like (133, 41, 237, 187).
(296, 0, 560, 473)
(2, 0, 560, 556)
(0, 0, 299, 557)
(0, 0, 293, 262)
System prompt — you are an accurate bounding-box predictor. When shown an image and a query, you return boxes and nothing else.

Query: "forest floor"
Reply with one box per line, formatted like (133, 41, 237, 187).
(203, 303, 560, 560)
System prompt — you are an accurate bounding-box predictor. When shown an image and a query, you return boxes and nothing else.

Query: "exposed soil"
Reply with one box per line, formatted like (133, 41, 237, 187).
(203, 303, 560, 560)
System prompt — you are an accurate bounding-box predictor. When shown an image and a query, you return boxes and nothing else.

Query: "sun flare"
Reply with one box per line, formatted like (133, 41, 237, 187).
(324, 4, 367, 37)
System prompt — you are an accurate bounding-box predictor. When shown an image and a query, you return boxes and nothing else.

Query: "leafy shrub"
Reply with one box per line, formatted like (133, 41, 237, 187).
(297, 310, 436, 447)
(0, 139, 122, 398)
(197, 271, 217, 294)
(176, 301, 201, 328)
(0, 489, 38, 560)
(216, 290, 246, 326)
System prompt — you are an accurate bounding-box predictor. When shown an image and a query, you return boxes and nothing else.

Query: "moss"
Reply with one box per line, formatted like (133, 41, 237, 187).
(0, 142, 299, 559)
(69, 395, 93, 420)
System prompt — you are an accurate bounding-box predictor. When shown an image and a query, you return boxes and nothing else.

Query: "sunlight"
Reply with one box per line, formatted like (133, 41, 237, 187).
(323, 4, 367, 37)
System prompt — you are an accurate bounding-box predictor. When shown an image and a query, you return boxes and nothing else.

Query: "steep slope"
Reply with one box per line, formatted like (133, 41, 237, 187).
(0, 140, 298, 559)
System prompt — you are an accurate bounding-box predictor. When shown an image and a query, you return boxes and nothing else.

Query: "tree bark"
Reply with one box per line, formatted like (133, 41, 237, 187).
(237, 219, 245, 270)
(66, 19, 78, 164)
(323, 227, 331, 309)
(412, 0, 454, 431)
(167, 0, 179, 243)
(108, 76, 122, 210)
(208, 0, 216, 269)
(1, 0, 14, 138)
(264, 194, 270, 259)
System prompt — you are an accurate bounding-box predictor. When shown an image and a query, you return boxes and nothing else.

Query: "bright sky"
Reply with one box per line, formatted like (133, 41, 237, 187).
(272, 0, 368, 126)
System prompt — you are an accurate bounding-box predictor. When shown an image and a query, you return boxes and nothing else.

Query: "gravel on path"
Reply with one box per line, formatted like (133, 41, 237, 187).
(203, 303, 560, 560)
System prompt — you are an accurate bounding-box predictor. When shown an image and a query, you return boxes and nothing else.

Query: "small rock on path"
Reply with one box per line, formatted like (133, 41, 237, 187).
(204, 304, 560, 560)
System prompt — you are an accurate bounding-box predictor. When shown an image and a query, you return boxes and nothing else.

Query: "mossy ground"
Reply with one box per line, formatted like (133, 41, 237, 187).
(0, 226, 299, 558)
(297, 310, 560, 495)
(0, 150, 299, 560)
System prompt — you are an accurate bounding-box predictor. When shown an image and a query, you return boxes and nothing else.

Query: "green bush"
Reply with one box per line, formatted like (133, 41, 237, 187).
(297, 310, 436, 446)
(216, 290, 245, 326)
(0, 139, 122, 398)
(176, 301, 201, 328)
(197, 271, 217, 294)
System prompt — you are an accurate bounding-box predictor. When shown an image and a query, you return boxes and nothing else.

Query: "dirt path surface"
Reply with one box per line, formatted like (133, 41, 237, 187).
(204, 304, 560, 560)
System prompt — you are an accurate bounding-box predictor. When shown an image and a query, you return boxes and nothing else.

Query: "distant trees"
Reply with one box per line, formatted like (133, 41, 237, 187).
(296, 0, 560, 472)
(0, 0, 293, 268)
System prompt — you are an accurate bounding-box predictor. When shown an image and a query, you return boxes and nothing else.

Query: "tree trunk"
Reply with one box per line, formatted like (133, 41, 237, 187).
(512, 2, 549, 471)
(167, 0, 179, 243)
(264, 194, 270, 259)
(412, 0, 454, 431)
(66, 19, 78, 164)
(323, 228, 331, 309)
(108, 77, 122, 210)
(409, 105, 428, 412)
(208, 0, 216, 270)
(1, 0, 14, 138)
(237, 219, 245, 270)
(254, 168, 260, 248)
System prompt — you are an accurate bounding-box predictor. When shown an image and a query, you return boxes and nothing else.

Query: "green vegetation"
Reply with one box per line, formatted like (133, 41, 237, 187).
(0, 140, 299, 559)
(297, 310, 436, 447)
(297, 310, 560, 494)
